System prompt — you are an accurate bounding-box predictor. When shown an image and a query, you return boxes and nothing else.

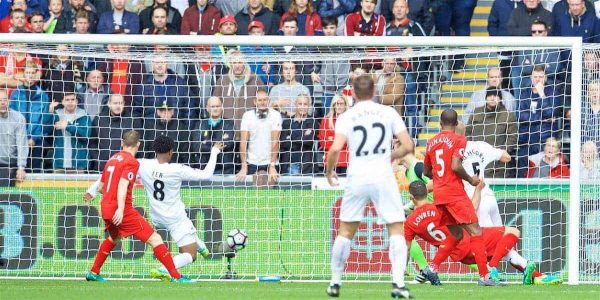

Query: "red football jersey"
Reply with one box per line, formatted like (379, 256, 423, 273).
(100, 151, 139, 217)
(404, 203, 470, 261)
(424, 130, 469, 204)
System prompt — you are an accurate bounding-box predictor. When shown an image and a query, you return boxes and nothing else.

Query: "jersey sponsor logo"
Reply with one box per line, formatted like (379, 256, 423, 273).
(458, 148, 465, 157)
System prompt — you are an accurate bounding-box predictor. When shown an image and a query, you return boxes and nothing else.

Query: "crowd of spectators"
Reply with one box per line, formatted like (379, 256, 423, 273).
(0, 0, 599, 186)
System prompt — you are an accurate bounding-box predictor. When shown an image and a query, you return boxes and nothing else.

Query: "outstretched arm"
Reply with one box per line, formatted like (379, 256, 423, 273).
(183, 144, 223, 180)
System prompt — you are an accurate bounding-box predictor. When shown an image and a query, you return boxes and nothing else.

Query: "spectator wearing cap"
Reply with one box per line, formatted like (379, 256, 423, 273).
(44, 92, 92, 173)
(240, 20, 277, 88)
(181, 0, 222, 35)
(463, 67, 517, 124)
(235, 0, 281, 35)
(279, 0, 324, 35)
(139, 0, 182, 34)
(466, 87, 518, 178)
(142, 96, 192, 164)
(97, 0, 140, 34)
(345, 0, 386, 36)
(133, 55, 192, 120)
(143, 6, 179, 34)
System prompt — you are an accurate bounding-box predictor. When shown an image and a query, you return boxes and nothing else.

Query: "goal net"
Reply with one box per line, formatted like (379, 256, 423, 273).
(0, 34, 596, 284)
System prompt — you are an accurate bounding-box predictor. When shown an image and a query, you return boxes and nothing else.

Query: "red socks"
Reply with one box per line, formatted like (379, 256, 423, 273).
(153, 244, 181, 279)
(91, 238, 116, 274)
(469, 234, 489, 278)
(431, 234, 458, 271)
(489, 234, 519, 268)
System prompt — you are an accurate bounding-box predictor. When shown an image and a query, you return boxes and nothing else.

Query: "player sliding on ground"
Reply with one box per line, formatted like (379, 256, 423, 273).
(85, 134, 223, 281)
(325, 74, 415, 299)
(84, 130, 192, 283)
(423, 109, 502, 286)
(405, 180, 559, 285)
(454, 122, 562, 285)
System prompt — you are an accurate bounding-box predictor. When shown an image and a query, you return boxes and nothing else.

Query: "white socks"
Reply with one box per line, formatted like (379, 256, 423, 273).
(506, 249, 528, 270)
(389, 235, 408, 288)
(159, 252, 193, 272)
(330, 235, 351, 285)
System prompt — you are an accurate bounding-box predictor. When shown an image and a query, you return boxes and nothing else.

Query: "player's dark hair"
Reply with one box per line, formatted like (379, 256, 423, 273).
(352, 74, 375, 100)
(152, 135, 175, 154)
(122, 130, 140, 147)
(440, 109, 458, 126)
(409, 181, 428, 200)
(485, 87, 502, 100)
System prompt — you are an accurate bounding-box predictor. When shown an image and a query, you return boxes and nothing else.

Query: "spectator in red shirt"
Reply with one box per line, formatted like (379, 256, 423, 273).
(280, 0, 323, 35)
(96, 44, 144, 106)
(181, 0, 222, 35)
(0, 0, 29, 33)
(318, 93, 350, 175)
(0, 9, 31, 33)
(527, 137, 570, 178)
(345, 0, 385, 36)
(0, 41, 42, 90)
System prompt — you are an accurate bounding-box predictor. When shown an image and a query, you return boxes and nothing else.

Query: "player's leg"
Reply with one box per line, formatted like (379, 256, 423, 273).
(409, 240, 429, 272)
(152, 217, 202, 279)
(327, 183, 366, 297)
(144, 231, 189, 281)
(327, 220, 359, 297)
(488, 227, 520, 269)
(87, 224, 121, 281)
(374, 181, 411, 299)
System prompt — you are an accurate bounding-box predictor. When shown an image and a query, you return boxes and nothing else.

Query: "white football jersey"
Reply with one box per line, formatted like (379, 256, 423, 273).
(335, 100, 407, 184)
(137, 158, 215, 225)
(462, 141, 503, 198)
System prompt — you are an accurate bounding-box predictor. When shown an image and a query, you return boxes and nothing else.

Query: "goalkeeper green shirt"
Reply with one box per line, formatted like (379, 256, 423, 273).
(405, 160, 434, 203)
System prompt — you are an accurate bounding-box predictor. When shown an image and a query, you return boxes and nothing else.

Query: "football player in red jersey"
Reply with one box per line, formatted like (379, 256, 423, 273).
(405, 181, 519, 286)
(423, 109, 502, 286)
(85, 130, 193, 283)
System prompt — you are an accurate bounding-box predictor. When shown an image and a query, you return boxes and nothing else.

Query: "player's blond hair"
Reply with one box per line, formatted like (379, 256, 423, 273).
(122, 130, 140, 147)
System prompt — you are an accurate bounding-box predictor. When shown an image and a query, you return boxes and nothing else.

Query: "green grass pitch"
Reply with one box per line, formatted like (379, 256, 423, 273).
(1, 280, 599, 300)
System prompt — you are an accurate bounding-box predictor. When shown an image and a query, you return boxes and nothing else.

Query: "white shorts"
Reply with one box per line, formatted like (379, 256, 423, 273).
(155, 216, 198, 247)
(340, 180, 406, 224)
(477, 194, 503, 227)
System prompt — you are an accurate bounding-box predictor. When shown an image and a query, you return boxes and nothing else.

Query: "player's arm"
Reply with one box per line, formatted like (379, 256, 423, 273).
(423, 156, 433, 179)
(270, 129, 280, 176)
(391, 130, 414, 161)
(452, 156, 478, 186)
(471, 179, 486, 210)
(325, 133, 347, 184)
(183, 144, 223, 180)
(83, 177, 102, 203)
(112, 178, 130, 226)
(499, 150, 511, 163)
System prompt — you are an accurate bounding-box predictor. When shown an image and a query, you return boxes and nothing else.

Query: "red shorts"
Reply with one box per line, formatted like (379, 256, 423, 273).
(103, 206, 154, 242)
(459, 227, 506, 265)
(435, 198, 479, 226)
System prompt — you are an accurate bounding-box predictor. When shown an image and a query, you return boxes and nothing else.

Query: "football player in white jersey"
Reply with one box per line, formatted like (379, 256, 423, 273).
(84, 135, 223, 280)
(455, 122, 562, 285)
(325, 74, 414, 299)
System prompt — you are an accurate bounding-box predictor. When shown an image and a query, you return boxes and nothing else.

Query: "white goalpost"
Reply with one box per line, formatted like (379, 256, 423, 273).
(0, 33, 596, 285)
